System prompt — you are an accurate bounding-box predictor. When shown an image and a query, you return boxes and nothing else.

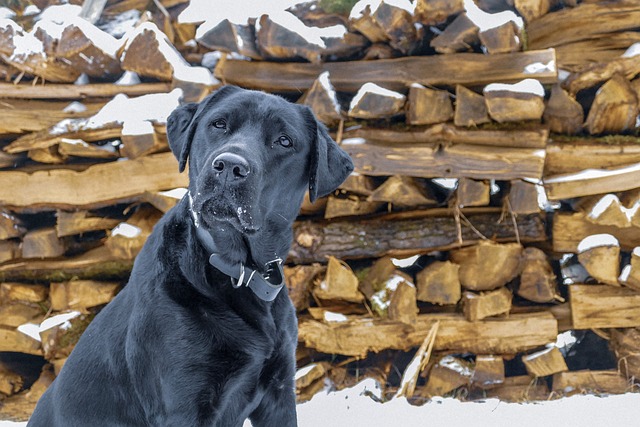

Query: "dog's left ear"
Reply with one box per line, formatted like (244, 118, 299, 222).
(305, 109, 355, 203)
(167, 102, 198, 173)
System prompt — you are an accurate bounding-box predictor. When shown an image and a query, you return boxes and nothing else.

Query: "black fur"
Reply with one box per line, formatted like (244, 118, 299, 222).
(28, 86, 353, 427)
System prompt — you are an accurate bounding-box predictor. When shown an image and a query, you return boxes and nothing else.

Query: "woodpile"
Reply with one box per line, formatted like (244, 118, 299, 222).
(1, 0, 640, 420)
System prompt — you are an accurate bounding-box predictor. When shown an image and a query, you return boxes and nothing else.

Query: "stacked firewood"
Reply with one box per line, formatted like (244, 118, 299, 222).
(1, 0, 640, 420)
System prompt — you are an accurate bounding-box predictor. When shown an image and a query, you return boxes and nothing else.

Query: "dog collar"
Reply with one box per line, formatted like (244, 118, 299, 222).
(187, 193, 286, 302)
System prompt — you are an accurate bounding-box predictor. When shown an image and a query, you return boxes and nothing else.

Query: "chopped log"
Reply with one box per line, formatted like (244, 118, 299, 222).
(484, 79, 545, 123)
(291, 209, 545, 264)
(471, 355, 504, 390)
(0, 366, 55, 422)
(56, 210, 122, 237)
(581, 194, 631, 229)
(522, 346, 568, 378)
(120, 125, 165, 159)
(0, 303, 43, 328)
(370, 272, 415, 318)
(585, 74, 638, 135)
(255, 13, 323, 63)
(518, 247, 559, 303)
(406, 84, 453, 125)
(0, 100, 103, 136)
(454, 85, 490, 127)
(552, 370, 629, 396)
(22, 228, 67, 259)
(577, 234, 620, 286)
(350, 0, 418, 53)
(0, 283, 47, 304)
(416, 261, 461, 305)
(553, 212, 640, 253)
(359, 256, 397, 300)
(284, 264, 325, 312)
(479, 22, 521, 54)
(196, 19, 261, 59)
(348, 83, 406, 119)
(544, 161, 640, 201)
(507, 180, 540, 214)
(450, 241, 523, 291)
(545, 137, 640, 176)
(58, 138, 120, 160)
(298, 312, 558, 357)
(313, 256, 363, 303)
(610, 327, 640, 382)
(388, 280, 418, 325)
(455, 178, 490, 208)
(486, 375, 550, 402)
(462, 287, 512, 322)
(0, 363, 23, 396)
(421, 355, 472, 398)
(0, 82, 171, 100)
(215, 49, 558, 93)
(368, 176, 438, 208)
(543, 84, 583, 134)
(514, 0, 552, 23)
(570, 284, 640, 329)
(619, 247, 640, 292)
(339, 174, 377, 196)
(0, 241, 21, 265)
(430, 13, 479, 54)
(0, 152, 188, 210)
(142, 188, 187, 214)
(342, 138, 546, 180)
(565, 55, 640, 96)
(324, 195, 384, 219)
(0, 210, 25, 240)
(295, 362, 328, 391)
(414, 0, 464, 25)
(298, 71, 343, 126)
(28, 146, 66, 165)
(0, 329, 41, 355)
(105, 207, 160, 260)
(50, 280, 121, 312)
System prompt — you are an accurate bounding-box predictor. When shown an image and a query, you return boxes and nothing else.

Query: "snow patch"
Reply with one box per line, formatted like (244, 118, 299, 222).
(112, 223, 142, 238)
(295, 364, 318, 381)
(350, 0, 415, 20)
(622, 42, 640, 58)
(9, 30, 45, 61)
(524, 60, 556, 74)
(391, 255, 420, 268)
(433, 178, 458, 190)
(159, 188, 188, 199)
(115, 71, 141, 85)
(122, 119, 154, 136)
(19, 311, 83, 342)
(341, 137, 366, 146)
(62, 101, 87, 114)
(36, 4, 82, 22)
(577, 234, 619, 253)
(74, 73, 89, 85)
(0, 7, 16, 20)
(464, 0, 523, 32)
(318, 71, 341, 114)
(98, 9, 140, 39)
(634, 247, 640, 258)
(484, 79, 545, 97)
(544, 162, 640, 184)
(323, 311, 348, 323)
(350, 83, 405, 110)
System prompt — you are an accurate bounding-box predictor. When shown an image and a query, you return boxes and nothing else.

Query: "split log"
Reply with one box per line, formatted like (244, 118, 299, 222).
(49, 280, 121, 312)
(455, 178, 490, 208)
(430, 13, 479, 54)
(215, 49, 558, 93)
(350, 0, 418, 53)
(543, 84, 583, 135)
(577, 234, 620, 286)
(420, 355, 472, 398)
(298, 312, 558, 357)
(0, 303, 43, 328)
(0, 100, 103, 136)
(196, 19, 261, 59)
(619, 247, 640, 292)
(414, 0, 464, 25)
(56, 210, 122, 237)
(284, 264, 325, 312)
(58, 138, 120, 160)
(416, 261, 461, 305)
(0, 152, 188, 210)
(338, 174, 377, 196)
(0, 210, 25, 240)
(507, 180, 540, 215)
(571, 283, 640, 328)
(553, 212, 640, 253)
(28, 146, 66, 165)
(0, 283, 47, 304)
(406, 84, 453, 125)
(462, 287, 512, 322)
(483, 79, 545, 123)
(514, 0, 552, 23)
(298, 71, 343, 126)
(522, 346, 568, 377)
(368, 176, 438, 208)
(313, 256, 363, 303)
(0, 241, 21, 265)
(450, 241, 523, 291)
(348, 83, 406, 119)
(387, 280, 418, 325)
(610, 327, 640, 382)
(22, 228, 67, 259)
(552, 370, 629, 396)
(518, 247, 559, 303)
(585, 74, 638, 135)
(564, 54, 640, 96)
(478, 22, 521, 54)
(545, 137, 640, 176)
(369, 272, 414, 318)
(291, 209, 545, 264)
(324, 196, 383, 219)
(120, 125, 166, 159)
(0, 366, 55, 422)
(486, 375, 550, 402)
(581, 194, 631, 229)
(454, 85, 490, 128)
(0, 329, 41, 355)
(142, 188, 186, 214)
(0, 363, 23, 396)
(255, 14, 322, 63)
(0, 82, 171, 100)
(359, 256, 397, 300)
(471, 355, 504, 390)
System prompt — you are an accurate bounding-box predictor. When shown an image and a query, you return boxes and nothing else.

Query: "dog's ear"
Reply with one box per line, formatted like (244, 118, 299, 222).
(167, 102, 198, 173)
(305, 109, 355, 203)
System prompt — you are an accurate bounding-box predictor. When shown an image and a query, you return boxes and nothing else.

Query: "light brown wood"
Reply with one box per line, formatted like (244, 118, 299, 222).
(197, 19, 261, 59)
(610, 327, 640, 382)
(368, 176, 438, 207)
(454, 85, 490, 127)
(295, 362, 328, 391)
(545, 137, 640, 176)
(414, 0, 464, 25)
(518, 247, 558, 303)
(522, 346, 568, 377)
(462, 287, 512, 322)
(0, 303, 43, 328)
(406, 85, 453, 125)
(585, 74, 638, 135)
(0, 210, 25, 240)
(313, 256, 363, 303)
(416, 261, 461, 305)
(58, 138, 120, 160)
(22, 228, 67, 259)
(338, 174, 377, 196)
(544, 161, 640, 200)
(0, 82, 171, 100)
(324, 195, 383, 219)
(430, 13, 479, 54)
(0, 366, 55, 422)
(577, 239, 620, 286)
(471, 355, 504, 390)
(451, 241, 523, 291)
(0, 240, 21, 265)
(120, 128, 166, 159)
(484, 85, 545, 123)
(0, 363, 23, 396)
(120, 27, 173, 81)
(486, 375, 549, 402)
(28, 146, 66, 165)
(0, 329, 41, 355)
(0, 283, 47, 304)
(298, 312, 558, 357)
(56, 210, 122, 237)
(421, 355, 472, 398)
(570, 284, 640, 329)
(56, 23, 122, 79)
(359, 256, 397, 300)
(348, 84, 406, 119)
(284, 264, 325, 312)
(565, 55, 640, 96)
(507, 180, 540, 214)
(50, 280, 121, 312)
(553, 212, 640, 253)
(456, 178, 490, 208)
(388, 281, 418, 325)
(552, 370, 629, 396)
(580, 194, 630, 228)
(370, 272, 414, 318)
(620, 248, 640, 292)
(514, 0, 552, 23)
(479, 22, 521, 54)
(299, 72, 343, 126)
(543, 84, 583, 134)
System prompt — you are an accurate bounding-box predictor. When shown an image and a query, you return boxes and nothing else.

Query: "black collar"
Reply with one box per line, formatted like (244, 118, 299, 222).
(187, 193, 285, 302)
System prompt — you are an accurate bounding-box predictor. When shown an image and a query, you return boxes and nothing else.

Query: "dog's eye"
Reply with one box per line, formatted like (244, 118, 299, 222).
(211, 119, 227, 130)
(277, 135, 293, 148)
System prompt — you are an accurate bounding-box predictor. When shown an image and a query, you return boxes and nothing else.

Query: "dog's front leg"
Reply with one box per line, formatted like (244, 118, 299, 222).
(249, 378, 298, 427)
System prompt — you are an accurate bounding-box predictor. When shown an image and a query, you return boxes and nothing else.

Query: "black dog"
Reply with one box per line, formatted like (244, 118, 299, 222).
(28, 86, 353, 426)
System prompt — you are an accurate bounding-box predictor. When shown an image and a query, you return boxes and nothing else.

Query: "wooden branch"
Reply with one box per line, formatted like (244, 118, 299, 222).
(545, 137, 640, 176)
(0, 82, 171, 100)
(214, 49, 558, 93)
(570, 284, 640, 329)
(298, 312, 558, 357)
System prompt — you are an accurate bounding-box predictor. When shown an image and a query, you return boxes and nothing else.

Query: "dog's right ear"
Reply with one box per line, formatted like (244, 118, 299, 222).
(167, 102, 198, 173)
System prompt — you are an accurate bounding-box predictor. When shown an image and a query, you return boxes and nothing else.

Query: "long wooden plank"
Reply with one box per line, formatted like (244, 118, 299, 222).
(215, 49, 557, 93)
(570, 285, 640, 329)
(298, 312, 558, 358)
(0, 152, 188, 210)
(0, 82, 172, 100)
(553, 212, 640, 253)
(545, 138, 640, 175)
(544, 161, 640, 200)
(341, 138, 545, 180)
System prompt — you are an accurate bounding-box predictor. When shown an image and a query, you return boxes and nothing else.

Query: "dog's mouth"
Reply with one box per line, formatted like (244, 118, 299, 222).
(195, 197, 260, 235)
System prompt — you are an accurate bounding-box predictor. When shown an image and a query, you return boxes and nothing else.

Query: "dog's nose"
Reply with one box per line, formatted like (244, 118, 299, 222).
(212, 153, 250, 179)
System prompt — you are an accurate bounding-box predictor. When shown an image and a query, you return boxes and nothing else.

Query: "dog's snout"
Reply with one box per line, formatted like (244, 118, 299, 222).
(212, 153, 250, 179)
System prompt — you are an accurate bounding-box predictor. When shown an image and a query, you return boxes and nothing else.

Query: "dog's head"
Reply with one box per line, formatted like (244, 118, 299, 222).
(167, 85, 353, 266)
